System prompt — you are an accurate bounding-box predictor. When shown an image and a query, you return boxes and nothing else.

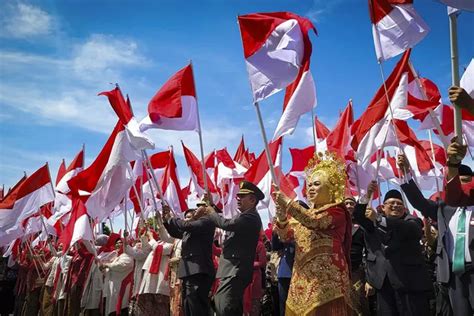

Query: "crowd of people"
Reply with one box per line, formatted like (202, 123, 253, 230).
(0, 86, 473, 316)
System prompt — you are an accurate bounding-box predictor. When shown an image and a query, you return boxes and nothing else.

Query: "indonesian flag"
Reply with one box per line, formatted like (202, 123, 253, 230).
(314, 116, 330, 140)
(424, 104, 474, 148)
(0, 164, 54, 246)
(57, 197, 93, 250)
(351, 51, 412, 166)
(56, 160, 66, 187)
(56, 148, 85, 194)
(68, 121, 141, 222)
(140, 150, 170, 218)
(140, 64, 199, 132)
(159, 149, 188, 214)
(326, 100, 354, 159)
(238, 12, 317, 103)
(234, 136, 253, 169)
(369, 0, 429, 62)
(288, 145, 315, 178)
(244, 137, 282, 214)
(182, 142, 218, 199)
(99, 87, 155, 151)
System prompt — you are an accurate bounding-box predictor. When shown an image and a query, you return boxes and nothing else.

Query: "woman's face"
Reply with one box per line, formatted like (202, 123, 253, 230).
(115, 239, 124, 251)
(307, 173, 331, 206)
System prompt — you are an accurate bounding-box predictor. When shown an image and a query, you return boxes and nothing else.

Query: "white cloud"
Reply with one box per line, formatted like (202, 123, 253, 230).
(305, 0, 350, 23)
(72, 34, 149, 82)
(1, 2, 53, 38)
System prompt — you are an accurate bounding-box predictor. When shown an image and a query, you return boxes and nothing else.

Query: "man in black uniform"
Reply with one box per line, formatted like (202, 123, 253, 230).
(354, 183, 432, 315)
(199, 180, 263, 316)
(162, 207, 216, 316)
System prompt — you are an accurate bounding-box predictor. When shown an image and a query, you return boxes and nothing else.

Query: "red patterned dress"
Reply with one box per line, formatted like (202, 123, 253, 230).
(274, 202, 354, 316)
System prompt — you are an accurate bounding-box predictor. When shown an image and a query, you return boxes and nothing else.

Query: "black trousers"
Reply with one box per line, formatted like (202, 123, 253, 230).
(181, 273, 213, 316)
(377, 277, 430, 316)
(213, 276, 250, 316)
(447, 269, 474, 316)
(277, 278, 290, 316)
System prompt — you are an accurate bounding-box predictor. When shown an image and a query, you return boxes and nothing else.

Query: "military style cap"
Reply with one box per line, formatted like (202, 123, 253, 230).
(237, 180, 265, 201)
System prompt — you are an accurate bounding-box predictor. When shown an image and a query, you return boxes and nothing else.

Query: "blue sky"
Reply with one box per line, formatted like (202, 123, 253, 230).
(1, 0, 473, 193)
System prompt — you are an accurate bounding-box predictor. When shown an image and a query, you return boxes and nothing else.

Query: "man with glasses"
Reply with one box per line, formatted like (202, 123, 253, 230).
(353, 184, 432, 315)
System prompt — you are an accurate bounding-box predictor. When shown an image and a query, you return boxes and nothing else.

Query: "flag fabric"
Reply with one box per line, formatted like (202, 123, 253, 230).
(461, 58, 474, 98)
(57, 197, 93, 250)
(56, 160, 67, 187)
(99, 87, 155, 151)
(271, 13, 317, 139)
(140, 64, 199, 132)
(369, 0, 429, 62)
(288, 145, 315, 177)
(244, 137, 282, 215)
(326, 100, 354, 159)
(182, 142, 218, 199)
(234, 136, 252, 169)
(159, 149, 188, 214)
(315, 117, 330, 140)
(0, 165, 54, 246)
(68, 121, 140, 221)
(238, 12, 317, 103)
(351, 50, 412, 166)
(56, 148, 85, 194)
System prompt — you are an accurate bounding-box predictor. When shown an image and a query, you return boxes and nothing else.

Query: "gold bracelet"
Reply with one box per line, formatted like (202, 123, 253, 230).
(276, 218, 289, 227)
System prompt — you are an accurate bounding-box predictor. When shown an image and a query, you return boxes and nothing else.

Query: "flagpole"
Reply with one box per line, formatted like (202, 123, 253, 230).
(449, 12, 463, 143)
(189, 60, 210, 197)
(311, 110, 317, 153)
(254, 101, 280, 187)
(140, 150, 176, 219)
(427, 130, 441, 196)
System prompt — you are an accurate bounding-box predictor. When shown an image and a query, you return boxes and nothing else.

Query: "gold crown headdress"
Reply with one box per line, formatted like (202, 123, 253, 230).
(304, 151, 347, 204)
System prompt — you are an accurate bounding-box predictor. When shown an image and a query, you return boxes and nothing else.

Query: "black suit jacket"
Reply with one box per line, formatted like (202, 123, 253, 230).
(401, 179, 474, 283)
(354, 202, 432, 292)
(209, 208, 262, 284)
(164, 216, 216, 279)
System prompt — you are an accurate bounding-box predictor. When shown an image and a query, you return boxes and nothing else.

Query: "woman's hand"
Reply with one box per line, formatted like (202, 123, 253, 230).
(272, 183, 289, 222)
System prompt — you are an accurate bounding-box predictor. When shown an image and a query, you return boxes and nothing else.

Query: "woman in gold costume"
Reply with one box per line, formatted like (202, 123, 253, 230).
(272, 152, 354, 316)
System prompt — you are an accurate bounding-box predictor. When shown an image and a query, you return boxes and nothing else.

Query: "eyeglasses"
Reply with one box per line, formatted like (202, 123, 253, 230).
(384, 200, 404, 207)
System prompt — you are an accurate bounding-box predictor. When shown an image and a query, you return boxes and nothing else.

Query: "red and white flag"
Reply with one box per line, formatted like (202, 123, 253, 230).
(57, 197, 93, 250)
(369, 0, 429, 62)
(314, 117, 330, 140)
(99, 87, 155, 151)
(326, 100, 354, 159)
(159, 149, 188, 214)
(0, 165, 54, 246)
(140, 64, 199, 132)
(68, 121, 140, 221)
(244, 137, 282, 215)
(182, 142, 218, 199)
(351, 51, 412, 167)
(56, 147, 85, 194)
(234, 136, 253, 169)
(238, 12, 317, 103)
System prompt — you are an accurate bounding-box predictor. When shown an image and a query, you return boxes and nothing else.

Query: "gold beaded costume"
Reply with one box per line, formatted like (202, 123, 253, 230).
(274, 152, 354, 316)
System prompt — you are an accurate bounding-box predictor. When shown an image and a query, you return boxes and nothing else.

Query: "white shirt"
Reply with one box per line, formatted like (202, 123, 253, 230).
(447, 206, 473, 263)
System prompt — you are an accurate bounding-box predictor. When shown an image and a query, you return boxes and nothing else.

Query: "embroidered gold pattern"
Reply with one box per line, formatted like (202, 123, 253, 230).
(283, 207, 353, 315)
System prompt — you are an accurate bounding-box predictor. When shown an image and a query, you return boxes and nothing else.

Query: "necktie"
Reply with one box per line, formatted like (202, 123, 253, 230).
(453, 208, 466, 274)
